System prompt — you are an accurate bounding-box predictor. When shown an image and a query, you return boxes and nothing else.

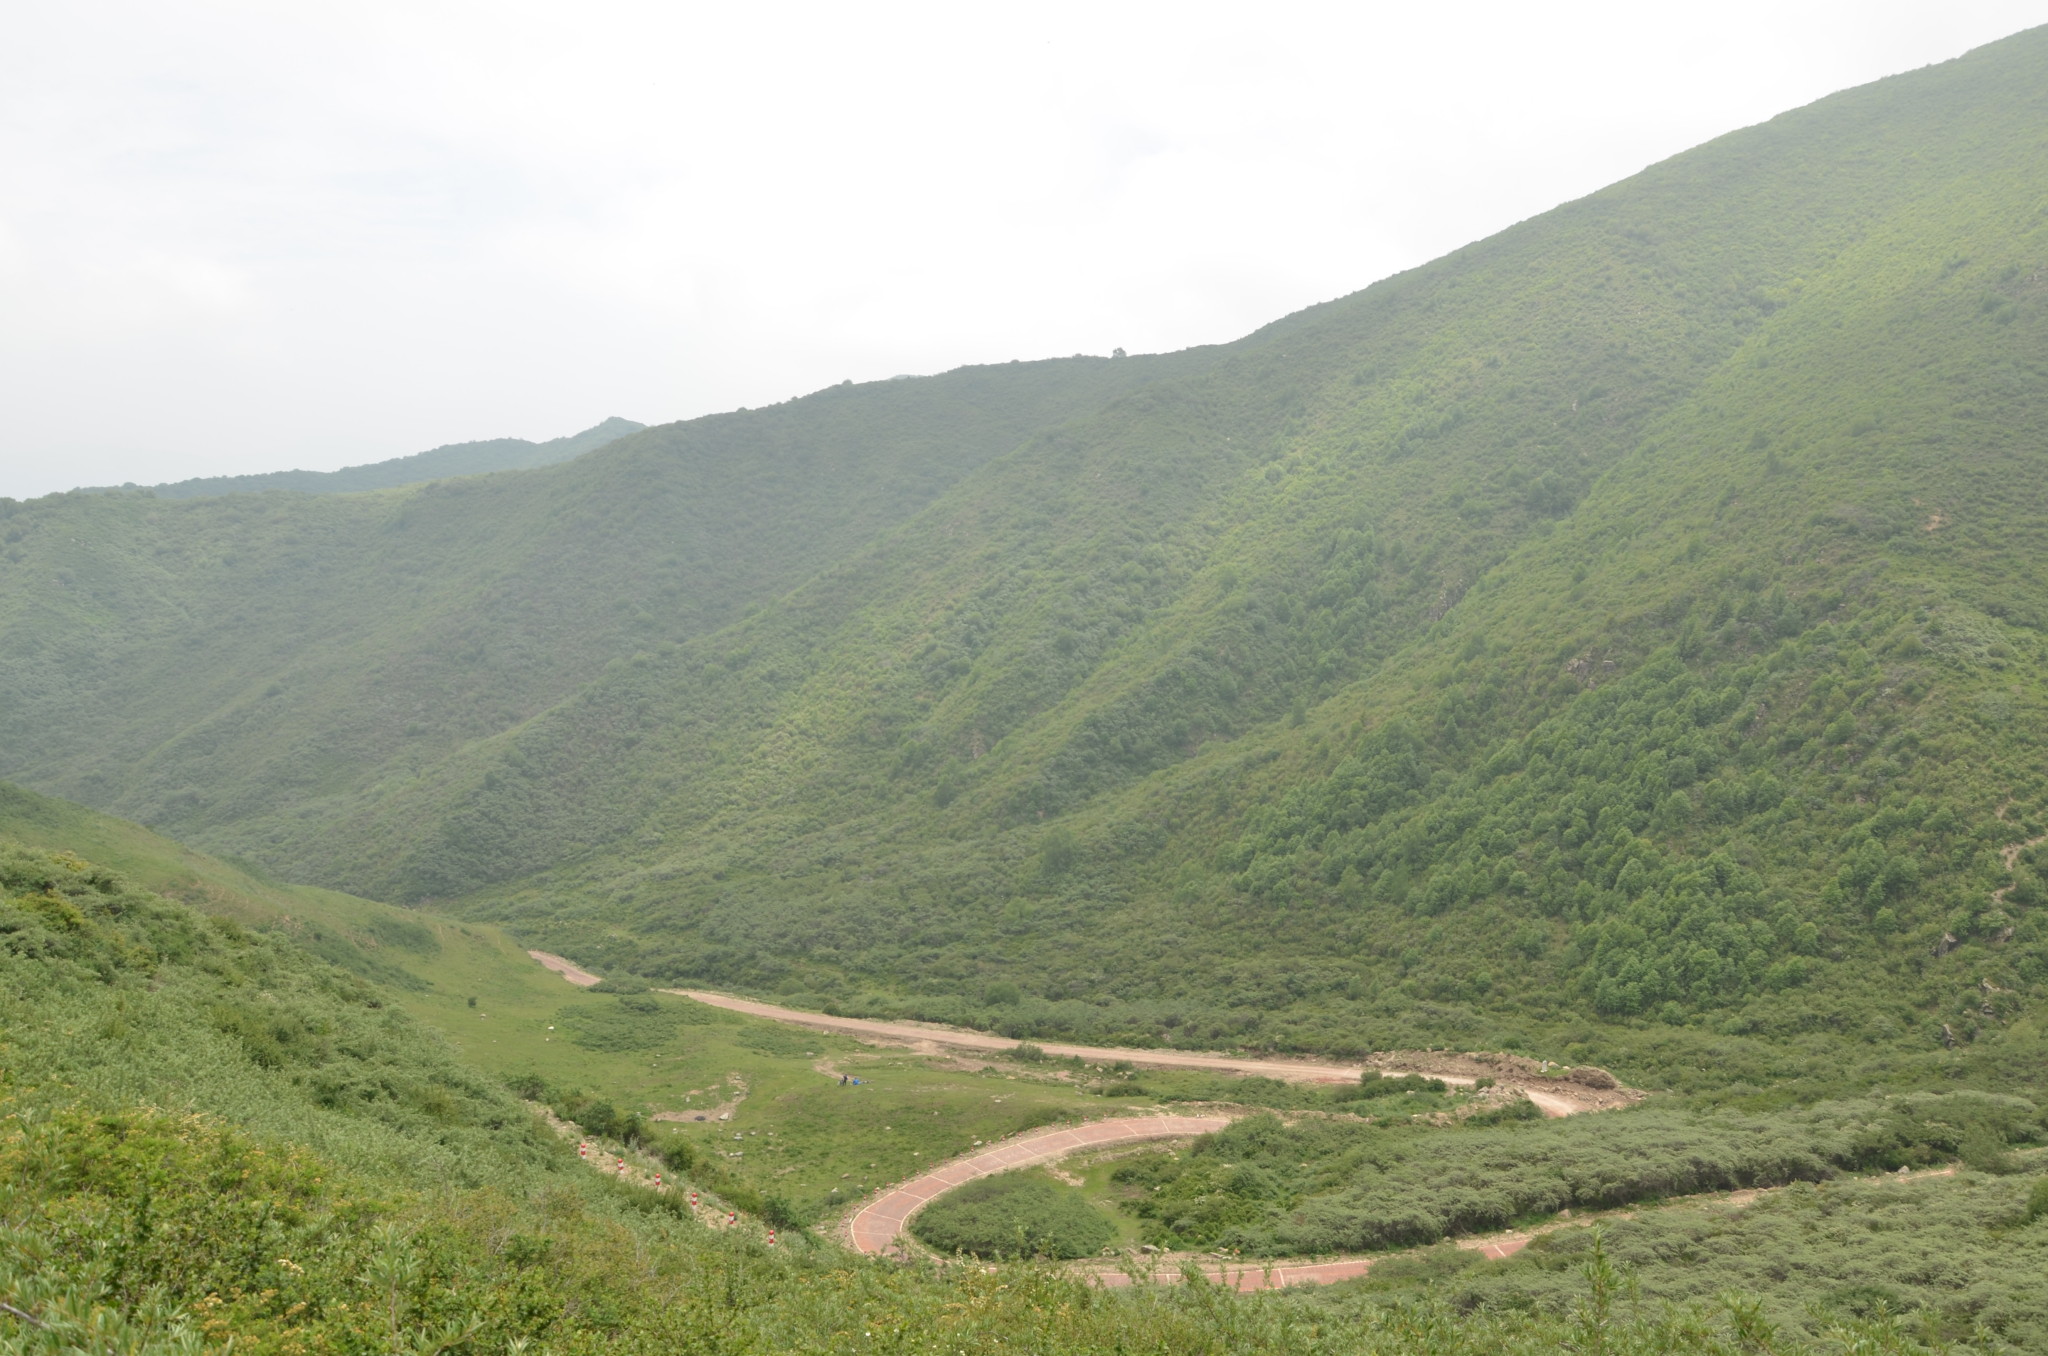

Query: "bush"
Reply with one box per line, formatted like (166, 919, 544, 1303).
(2026, 1177, 2048, 1225)
(1465, 1096, 1544, 1127)
(909, 1170, 1114, 1259)
(1331, 1072, 1448, 1104)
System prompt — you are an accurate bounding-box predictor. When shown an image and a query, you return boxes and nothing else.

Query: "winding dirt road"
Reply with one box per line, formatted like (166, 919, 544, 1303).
(846, 1114, 1237, 1255)
(528, 955, 1617, 1116)
(673, 988, 1370, 1083)
(667, 988, 1615, 1117)
(843, 1112, 1544, 1290)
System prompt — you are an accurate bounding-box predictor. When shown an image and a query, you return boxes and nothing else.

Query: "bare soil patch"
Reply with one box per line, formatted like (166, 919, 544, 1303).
(528, 950, 602, 986)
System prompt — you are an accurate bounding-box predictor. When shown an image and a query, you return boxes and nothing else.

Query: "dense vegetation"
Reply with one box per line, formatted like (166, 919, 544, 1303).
(1106, 1096, 2043, 1254)
(0, 352, 1200, 885)
(909, 1169, 1115, 1259)
(116, 417, 646, 498)
(0, 841, 551, 1182)
(1296, 1171, 2048, 1349)
(394, 24, 2048, 1094)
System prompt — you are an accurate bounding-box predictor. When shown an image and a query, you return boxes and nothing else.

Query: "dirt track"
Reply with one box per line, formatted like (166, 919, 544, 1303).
(674, 989, 1367, 1081)
(526, 954, 1634, 1116)
(523, 952, 1962, 1294)
(530, 950, 603, 986)
(846, 1114, 1237, 1255)
(668, 988, 1631, 1116)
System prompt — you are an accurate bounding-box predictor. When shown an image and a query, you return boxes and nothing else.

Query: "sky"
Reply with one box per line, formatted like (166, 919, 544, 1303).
(3, 2, 2045, 499)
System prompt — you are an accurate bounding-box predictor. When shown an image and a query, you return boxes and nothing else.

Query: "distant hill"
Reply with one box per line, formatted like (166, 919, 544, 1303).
(0, 354, 1209, 873)
(127, 416, 646, 497)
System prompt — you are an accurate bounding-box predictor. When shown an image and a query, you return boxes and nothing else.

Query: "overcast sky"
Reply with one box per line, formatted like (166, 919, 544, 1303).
(3, 2, 2044, 499)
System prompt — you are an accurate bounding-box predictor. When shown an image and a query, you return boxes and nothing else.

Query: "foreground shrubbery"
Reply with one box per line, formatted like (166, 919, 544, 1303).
(0, 1104, 1984, 1356)
(0, 845, 553, 1185)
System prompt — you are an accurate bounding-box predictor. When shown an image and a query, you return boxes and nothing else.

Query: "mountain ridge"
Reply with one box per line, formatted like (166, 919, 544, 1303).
(94, 415, 647, 498)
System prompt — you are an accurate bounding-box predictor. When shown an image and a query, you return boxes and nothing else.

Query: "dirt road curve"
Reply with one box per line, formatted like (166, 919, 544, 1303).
(530, 950, 602, 987)
(674, 989, 1403, 1086)
(846, 1114, 1236, 1255)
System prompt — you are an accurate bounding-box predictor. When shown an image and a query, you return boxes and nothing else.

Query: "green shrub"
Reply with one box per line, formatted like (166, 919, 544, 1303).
(1464, 1096, 1544, 1127)
(553, 995, 681, 1052)
(909, 1170, 1114, 1259)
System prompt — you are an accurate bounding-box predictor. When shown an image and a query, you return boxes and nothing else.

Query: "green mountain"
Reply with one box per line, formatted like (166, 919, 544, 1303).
(110, 416, 646, 498)
(2, 28, 2046, 1103)
(0, 355, 1202, 862)
(354, 27, 2048, 1084)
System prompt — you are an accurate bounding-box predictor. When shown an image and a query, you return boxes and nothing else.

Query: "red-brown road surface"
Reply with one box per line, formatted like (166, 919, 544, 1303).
(847, 1114, 1236, 1256)
(1084, 1235, 1534, 1291)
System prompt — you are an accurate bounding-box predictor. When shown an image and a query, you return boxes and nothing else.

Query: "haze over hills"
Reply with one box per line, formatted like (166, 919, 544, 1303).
(1, 27, 2045, 1101)
(98, 416, 648, 498)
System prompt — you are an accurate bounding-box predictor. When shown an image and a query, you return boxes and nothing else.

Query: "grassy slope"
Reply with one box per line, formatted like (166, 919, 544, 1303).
(0, 781, 1125, 1220)
(383, 29, 2048, 1090)
(303, 33, 1905, 903)
(0, 353, 1205, 874)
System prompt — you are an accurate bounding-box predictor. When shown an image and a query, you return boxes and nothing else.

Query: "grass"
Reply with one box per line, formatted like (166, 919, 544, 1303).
(361, 925, 1119, 1222)
(0, 784, 1124, 1224)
